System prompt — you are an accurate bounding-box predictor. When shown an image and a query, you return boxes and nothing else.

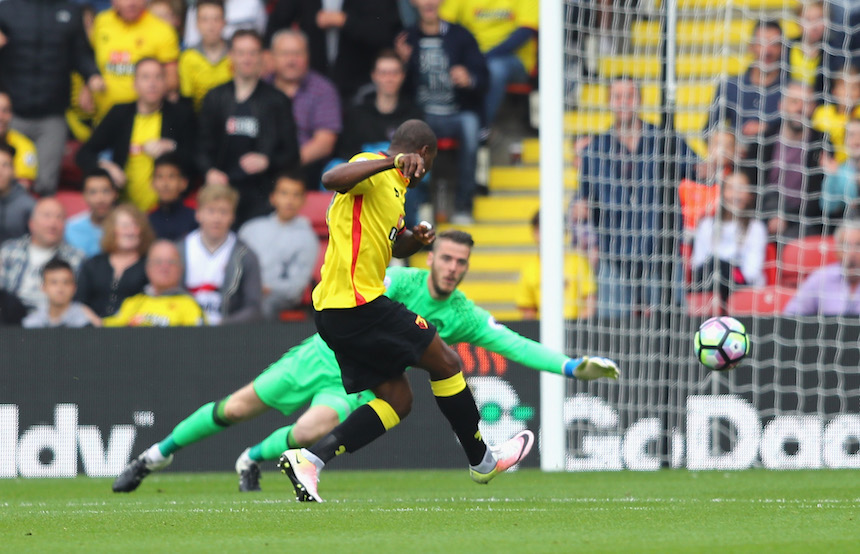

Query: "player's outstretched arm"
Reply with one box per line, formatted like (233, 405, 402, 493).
(321, 156, 398, 193)
(460, 308, 619, 381)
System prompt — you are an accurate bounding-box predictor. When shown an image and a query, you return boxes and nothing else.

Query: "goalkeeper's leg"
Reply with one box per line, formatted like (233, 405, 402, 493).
(112, 383, 269, 493)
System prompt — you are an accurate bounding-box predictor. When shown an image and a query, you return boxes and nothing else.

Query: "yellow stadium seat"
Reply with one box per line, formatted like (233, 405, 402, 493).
(489, 167, 579, 191)
(437, 223, 534, 247)
(474, 196, 541, 222)
(599, 54, 751, 78)
(578, 82, 715, 109)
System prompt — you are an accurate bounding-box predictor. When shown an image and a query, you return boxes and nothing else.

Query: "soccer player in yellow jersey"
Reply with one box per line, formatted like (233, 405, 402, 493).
(179, 0, 233, 112)
(279, 119, 534, 502)
(91, 0, 180, 121)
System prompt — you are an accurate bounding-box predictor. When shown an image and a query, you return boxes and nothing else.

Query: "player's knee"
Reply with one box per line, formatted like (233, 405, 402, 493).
(292, 411, 339, 446)
(222, 398, 249, 422)
(390, 392, 413, 419)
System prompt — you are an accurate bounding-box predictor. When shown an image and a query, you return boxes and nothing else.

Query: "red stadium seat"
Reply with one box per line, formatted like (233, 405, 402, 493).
(728, 286, 795, 315)
(763, 242, 778, 286)
(678, 179, 719, 231)
(300, 191, 334, 239)
(686, 292, 724, 317)
(54, 190, 87, 217)
(778, 236, 839, 287)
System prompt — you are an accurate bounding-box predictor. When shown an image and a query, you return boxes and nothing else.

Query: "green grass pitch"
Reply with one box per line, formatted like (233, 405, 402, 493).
(2, 469, 858, 553)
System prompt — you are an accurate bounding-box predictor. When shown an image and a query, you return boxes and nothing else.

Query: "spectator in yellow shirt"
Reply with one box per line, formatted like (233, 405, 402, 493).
(812, 65, 860, 164)
(0, 92, 38, 188)
(76, 58, 197, 212)
(91, 0, 180, 121)
(103, 240, 206, 327)
(179, 0, 233, 112)
(516, 211, 596, 320)
(440, 0, 537, 133)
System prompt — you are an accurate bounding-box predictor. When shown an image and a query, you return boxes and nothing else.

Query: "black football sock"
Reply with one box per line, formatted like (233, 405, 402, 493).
(306, 399, 400, 463)
(431, 372, 487, 466)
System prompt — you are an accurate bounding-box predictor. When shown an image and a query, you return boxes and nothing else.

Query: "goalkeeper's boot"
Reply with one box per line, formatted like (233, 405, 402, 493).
(564, 356, 620, 380)
(235, 448, 262, 492)
(470, 429, 535, 485)
(278, 449, 323, 502)
(112, 449, 173, 493)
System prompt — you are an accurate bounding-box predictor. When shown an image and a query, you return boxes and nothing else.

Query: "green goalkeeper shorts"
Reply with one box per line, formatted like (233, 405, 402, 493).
(253, 336, 374, 422)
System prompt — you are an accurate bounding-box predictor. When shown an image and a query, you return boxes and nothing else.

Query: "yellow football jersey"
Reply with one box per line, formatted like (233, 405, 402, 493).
(440, 0, 538, 74)
(5, 129, 38, 183)
(515, 252, 596, 320)
(103, 292, 206, 327)
(312, 152, 409, 310)
(91, 9, 180, 121)
(124, 111, 162, 212)
(179, 47, 233, 111)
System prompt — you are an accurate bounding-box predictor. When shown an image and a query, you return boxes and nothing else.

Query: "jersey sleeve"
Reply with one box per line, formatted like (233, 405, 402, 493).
(13, 139, 37, 182)
(346, 152, 382, 196)
(154, 21, 181, 63)
(517, 0, 539, 30)
(178, 51, 194, 98)
(452, 297, 568, 374)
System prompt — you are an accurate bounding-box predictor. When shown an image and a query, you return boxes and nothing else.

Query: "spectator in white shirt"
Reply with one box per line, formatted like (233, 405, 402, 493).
(691, 171, 768, 301)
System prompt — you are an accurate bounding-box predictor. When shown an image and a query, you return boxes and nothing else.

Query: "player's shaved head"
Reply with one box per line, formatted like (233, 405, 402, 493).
(390, 119, 437, 153)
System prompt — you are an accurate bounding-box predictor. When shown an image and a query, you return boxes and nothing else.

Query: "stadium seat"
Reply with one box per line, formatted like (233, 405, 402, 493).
(300, 191, 334, 239)
(59, 140, 83, 190)
(686, 292, 724, 317)
(728, 286, 796, 316)
(778, 236, 839, 288)
(54, 190, 87, 217)
(763, 243, 778, 286)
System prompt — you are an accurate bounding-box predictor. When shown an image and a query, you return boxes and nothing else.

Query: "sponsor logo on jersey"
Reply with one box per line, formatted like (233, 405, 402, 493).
(415, 315, 429, 329)
(225, 116, 259, 138)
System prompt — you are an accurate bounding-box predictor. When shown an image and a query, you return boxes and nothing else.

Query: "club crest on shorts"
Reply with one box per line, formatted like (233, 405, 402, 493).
(415, 315, 429, 329)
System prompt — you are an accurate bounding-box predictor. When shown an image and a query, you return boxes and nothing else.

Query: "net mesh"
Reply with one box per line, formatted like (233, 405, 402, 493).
(561, 0, 860, 470)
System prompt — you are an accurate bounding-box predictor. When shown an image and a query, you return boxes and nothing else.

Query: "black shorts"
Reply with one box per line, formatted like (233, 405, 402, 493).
(314, 296, 437, 394)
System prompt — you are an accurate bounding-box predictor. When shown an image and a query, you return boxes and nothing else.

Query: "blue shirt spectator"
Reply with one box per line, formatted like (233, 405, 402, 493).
(64, 211, 103, 258)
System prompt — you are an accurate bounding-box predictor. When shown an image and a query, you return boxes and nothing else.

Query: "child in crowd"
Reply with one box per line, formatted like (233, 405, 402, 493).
(180, 183, 262, 324)
(821, 116, 860, 221)
(691, 172, 768, 301)
(812, 65, 860, 162)
(64, 168, 119, 257)
(178, 0, 233, 112)
(148, 153, 197, 240)
(516, 210, 596, 320)
(239, 173, 319, 320)
(0, 142, 35, 243)
(22, 258, 100, 328)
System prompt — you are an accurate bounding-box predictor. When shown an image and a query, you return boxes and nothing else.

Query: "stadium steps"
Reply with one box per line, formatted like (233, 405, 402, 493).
(631, 18, 801, 50)
(488, 166, 579, 192)
(599, 54, 752, 79)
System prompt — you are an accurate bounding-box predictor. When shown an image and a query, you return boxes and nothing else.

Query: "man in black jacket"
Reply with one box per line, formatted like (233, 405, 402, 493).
(0, 0, 103, 195)
(740, 81, 828, 240)
(76, 58, 196, 213)
(197, 30, 300, 226)
(265, 0, 401, 101)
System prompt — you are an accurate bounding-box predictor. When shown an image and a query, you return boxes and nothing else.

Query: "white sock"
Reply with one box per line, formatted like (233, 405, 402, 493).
(470, 446, 496, 473)
(301, 448, 325, 472)
(235, 448, 253, 473)
(143, 444, 167, 464)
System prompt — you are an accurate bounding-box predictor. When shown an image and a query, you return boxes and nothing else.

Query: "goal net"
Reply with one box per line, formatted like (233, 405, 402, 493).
(555, 0, 860, 470)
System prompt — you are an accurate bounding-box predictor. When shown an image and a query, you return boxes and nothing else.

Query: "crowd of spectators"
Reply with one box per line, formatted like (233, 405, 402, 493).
(565, 4, 860, 318)
(0, 0, 538, 327)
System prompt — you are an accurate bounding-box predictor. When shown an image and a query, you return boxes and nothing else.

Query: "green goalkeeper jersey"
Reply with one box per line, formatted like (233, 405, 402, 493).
(383, 266, 569, 373)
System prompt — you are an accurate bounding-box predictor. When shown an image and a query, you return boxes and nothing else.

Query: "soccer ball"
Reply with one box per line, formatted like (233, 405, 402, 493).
(693, 316, 750, 371)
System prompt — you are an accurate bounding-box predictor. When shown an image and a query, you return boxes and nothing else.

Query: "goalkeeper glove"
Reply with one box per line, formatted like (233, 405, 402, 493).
(562, 357, 620, 380)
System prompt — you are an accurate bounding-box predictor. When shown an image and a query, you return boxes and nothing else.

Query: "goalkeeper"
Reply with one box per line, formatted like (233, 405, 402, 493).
(113, 230, 619, 493)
